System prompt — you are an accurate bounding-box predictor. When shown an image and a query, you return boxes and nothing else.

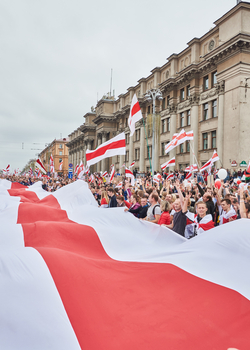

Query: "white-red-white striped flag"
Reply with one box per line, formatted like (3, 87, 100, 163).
(59, 160, 63, 171)
(129, 161, 135, 169)
(116, 181, 123, 188)
(185, 172, 192, 180)
(166, 173, 174, 180)
(165, 129, 194, 154)
(3, 164, 10, 174)
(50, 155, 54, 173)
(128, 94, 143, 137)
(211, 150, 219, 163)
(125, 167, 135, 186)
(35, 158, 47, 174)
(86, 133, 126, 167)
(74, 164, 79, 175)
(110, 166, 115, 182)
(102, 171, 108, 178)
(161, 157, 175, 170)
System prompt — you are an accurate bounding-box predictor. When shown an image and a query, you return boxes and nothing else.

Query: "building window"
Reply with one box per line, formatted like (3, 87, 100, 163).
(135, 129, 140, 141)
(180, 112, 184, 127)
(180, 88, 185, 101)
(186, 85, 190, 97)
(117, 155, 120, 163)
(167, 117, 170, 132)
(180, 144, 184, 153)
(125, 151, 129, 162)
(167, 95, 170, 106)
(59, 151, 63, 156)
(59, 144, 63, 149)
(212, 71, 217, 87)
(135, 148, 140, 160)
(203, 133, 208, 150)
(203, 103, 208, 120)
(147, 145, 152, 159)
(162, 119, 166, 133)
(147, 105, 151, 114)
(125, 133, 129, 145)
(186, 141, 190, 152)
(212, 100, 217, 118)
(161, 142, 165, 156)
(203, 75, 209, 90)
(212, 131, 216, 148)
(59, 158, 62, 163)
(187, 110, 191, 125)
(146, 166, 151, 173)
(162, 98, 166, 110)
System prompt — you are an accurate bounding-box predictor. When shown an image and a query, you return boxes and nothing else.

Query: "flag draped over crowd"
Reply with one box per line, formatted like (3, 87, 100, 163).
(0, 179, 250, 350)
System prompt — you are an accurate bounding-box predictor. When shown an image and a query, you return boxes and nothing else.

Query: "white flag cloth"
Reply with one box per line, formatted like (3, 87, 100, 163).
(125, 167, 135, 186)
(161, 157, 175, 170)
(35, 158, 47, 174)
(86, 133, 126, 166)
(165, 129, 194, 154)
(50, 155, 54, 173)
(109, 166, 115, 182)
(200, 151, 220, 173)
(0, 179, 250, 349)
(128, 94, 143, 137)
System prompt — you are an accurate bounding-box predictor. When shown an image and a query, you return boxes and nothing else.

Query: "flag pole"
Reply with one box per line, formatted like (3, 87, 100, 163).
(189, 141, 206, 183)
(142, 117, 152, 176)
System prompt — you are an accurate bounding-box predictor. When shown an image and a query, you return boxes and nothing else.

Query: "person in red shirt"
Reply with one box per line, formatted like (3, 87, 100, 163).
(158, 201, 171, 225)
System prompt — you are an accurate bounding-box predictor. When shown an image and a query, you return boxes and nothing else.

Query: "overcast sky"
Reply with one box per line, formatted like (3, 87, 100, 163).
(0, 0, 236, 171)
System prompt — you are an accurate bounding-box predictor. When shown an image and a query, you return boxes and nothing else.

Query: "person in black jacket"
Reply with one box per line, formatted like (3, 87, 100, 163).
(107, 187, 117, 207)
(138, 196, 149, 219)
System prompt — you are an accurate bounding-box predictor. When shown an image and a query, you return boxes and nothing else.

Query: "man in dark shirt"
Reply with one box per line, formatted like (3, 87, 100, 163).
(138, 196, 149, 219)
(162, 198, 187, 237)
(107, 187, 117, 207)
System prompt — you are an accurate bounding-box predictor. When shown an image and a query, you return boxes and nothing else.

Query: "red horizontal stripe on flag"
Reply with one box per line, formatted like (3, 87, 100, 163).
(6, 187, 250, 350)
(131, 102, 140, 117)
(86, 139, 126, 161)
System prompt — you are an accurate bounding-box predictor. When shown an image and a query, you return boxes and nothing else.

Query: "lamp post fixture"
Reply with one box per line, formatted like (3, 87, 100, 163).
(144, 88, 163, 178)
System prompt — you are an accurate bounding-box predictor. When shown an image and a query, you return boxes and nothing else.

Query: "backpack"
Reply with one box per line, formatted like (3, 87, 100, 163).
(152, 204, 160, 217)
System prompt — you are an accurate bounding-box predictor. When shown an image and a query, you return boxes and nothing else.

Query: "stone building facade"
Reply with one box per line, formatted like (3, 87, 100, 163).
(67, 2, 250, 173)
(39, 138, 69, 175)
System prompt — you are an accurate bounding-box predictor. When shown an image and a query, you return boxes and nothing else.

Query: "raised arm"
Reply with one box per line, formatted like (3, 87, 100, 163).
(239, 187, 247, 218)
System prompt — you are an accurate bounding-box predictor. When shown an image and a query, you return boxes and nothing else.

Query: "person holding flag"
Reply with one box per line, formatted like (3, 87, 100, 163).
(128, 94, 143, 136)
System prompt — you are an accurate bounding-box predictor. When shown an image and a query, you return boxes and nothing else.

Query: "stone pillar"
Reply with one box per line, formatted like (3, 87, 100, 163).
(129, 133, 134, 166)
(140, 123, 145, 172)
(190, 95, 199, 166)
(96, 134, 102, 172)
(216, 81, 225, 168)
(169, 105, 177, 170)
(154, 118, 160, 173)
(119, 155, 125, 174)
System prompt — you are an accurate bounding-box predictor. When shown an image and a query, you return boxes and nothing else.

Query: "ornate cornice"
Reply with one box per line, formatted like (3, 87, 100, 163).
(200, 87, 217, 101)
(215, 80, 225, 95)
(178, 99, 191, 110)
(168, 104, 177, 114)
(188, 94, 200, 105)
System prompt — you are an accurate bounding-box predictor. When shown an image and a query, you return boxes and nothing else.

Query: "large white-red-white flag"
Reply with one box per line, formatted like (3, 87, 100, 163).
(165, 129, 194, 154)
(128, 94, 143, 136)
(161, 157, 175, 170)
(0, 179, 250, 350)
(185, 164, 198, 172)
(35, 158, 47, 174)
(86, 133, 126, 166)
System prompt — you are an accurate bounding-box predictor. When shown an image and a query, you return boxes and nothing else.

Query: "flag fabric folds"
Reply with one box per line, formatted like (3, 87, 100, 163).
(128, 94, 143, 136)
(1, 179, 250, 350)
(35, 158, 47, 174)
(50, 155, 54, 173)
(109, 166, 115, 182)
(86, 133, 126, 166)
(125, 167, 135, 186)
(200, 150, 220, 172)
(165, 129, 194, 154)
(161, 157, 175, 170)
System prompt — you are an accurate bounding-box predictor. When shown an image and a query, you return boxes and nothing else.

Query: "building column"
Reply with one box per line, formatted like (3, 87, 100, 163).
(129, 133, 134, 167)
(119, 155, 125, 174)
(169, 106, 177, 170)
(140, 123, 145, 172)
(190, 95, 199, 166)
(216, 81, 225, 168)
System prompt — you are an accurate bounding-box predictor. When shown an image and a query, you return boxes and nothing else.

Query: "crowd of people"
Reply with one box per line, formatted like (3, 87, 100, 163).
(2, 168, 250, 239)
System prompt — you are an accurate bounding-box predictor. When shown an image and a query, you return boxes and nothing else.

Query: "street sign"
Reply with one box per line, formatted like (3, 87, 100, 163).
(240, 161, 247, 167)
(68, 172, 73, 179)
(69, 163, 73, 168)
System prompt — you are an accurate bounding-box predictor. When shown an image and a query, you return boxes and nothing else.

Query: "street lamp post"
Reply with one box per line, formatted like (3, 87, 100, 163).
(144, 88, 163, 178)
